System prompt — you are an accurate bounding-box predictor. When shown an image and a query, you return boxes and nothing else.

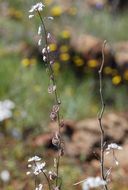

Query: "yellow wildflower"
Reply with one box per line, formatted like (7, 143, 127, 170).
(74, 56, 84, 67)
(60, 53, 70, 61)
(49, 43, 57, 52)
(50, 6, 62, 17)
(123, 70, 128, 80)
(60, 30, 71, 39)
(60, 45, 69, 53)
(21, 58, 30, 67)
(87, 59, 99, 68)
(112, 75, 121, 85)
(104, 66, 112, 75)
(21, 58, 37, 67)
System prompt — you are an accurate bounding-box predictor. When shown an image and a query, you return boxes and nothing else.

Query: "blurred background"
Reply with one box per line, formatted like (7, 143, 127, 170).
(0, 0, 128, 189)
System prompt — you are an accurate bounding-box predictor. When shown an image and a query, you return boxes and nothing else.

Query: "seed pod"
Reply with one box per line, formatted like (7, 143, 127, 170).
(59, 120, 65, 128)
(48, 85, 56, 94)
(50, 112, 57, 121)
(52, 104, 59, 113)
(48, 171, 57, 180)
(52, 133, 60, 147)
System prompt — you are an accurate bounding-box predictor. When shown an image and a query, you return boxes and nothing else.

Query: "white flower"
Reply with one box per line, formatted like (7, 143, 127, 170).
(35, 184, 43, 190)
(0, 100, 15, 122)
(28, 155, 41, 162)
(38, 39, 42, 46)
(26, 171, 31, 175)
(0, 109, 12, 122)
(47, 32, 51, 39)
(106, 143, 122, 166)
(43, 56, 47, 62)
(2, 100, 15, 109)
(106, 143, 122, 151)
(27, 161, 46, 176)
(42, 48, 46, 54)
(29, 2, 45, 13)
(47, 46, 50, 52)
(47, 16, 54, 20)
(33, 162, 46, 175)
(82, 177, 106, 190)
(38, 26, 42, 35)
(29, 14, 34, 19)
(42, 46, 50, 54)
(0, 170, 10, 182)
(27, 156, 46, 176)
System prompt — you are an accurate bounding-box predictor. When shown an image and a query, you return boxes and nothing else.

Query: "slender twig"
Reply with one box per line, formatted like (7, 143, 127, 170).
(56, 152, 60, 186)
(43, 171, 51, 190)
(98, 40, 109, 190)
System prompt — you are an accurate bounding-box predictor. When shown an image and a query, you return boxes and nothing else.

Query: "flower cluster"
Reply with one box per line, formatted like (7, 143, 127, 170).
(0, 99, 15, 122)
(35, 184, 43, 190)
(82, 177, 107, 190)
(27, 156, 46, 176)
(29, 2, 45, 18)
(106, 143, 122, 151)
(106, 143, 122, 166)
(74, 176, 106, 190)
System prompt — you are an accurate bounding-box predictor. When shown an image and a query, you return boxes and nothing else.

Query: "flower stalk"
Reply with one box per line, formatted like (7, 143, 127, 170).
(28, 2, 63, 189)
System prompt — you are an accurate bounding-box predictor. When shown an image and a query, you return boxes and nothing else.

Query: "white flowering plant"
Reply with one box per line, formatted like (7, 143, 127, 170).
(27, 2, 64, 190)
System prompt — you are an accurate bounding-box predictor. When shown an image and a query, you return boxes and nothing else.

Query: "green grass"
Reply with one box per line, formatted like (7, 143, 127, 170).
(0, 54, 95, 132)
(0, 54, 127, 135)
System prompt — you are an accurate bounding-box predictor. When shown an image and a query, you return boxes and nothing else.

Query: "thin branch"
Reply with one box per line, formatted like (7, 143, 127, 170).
(98, 40, 109, 190)
(43, 172, 51, 190)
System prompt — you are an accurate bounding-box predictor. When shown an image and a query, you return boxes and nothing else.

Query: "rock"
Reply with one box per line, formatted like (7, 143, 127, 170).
(103, 112, 128, 141)
(71, 130, 99, 155)
(48, 120, 76, 137)
(75, 118, 100, 133)
(76, 112, 128, 142)
(33, 133, 52, 146)
(114, 42, 128, 66)
(33, 112, 128, 167)
(71, 34, 102, 54)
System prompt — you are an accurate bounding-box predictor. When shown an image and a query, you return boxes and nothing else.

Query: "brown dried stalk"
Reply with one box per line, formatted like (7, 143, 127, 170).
(98, 41, 109, 190)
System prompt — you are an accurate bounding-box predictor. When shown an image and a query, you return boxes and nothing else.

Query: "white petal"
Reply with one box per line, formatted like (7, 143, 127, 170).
(38, 39, 42, 46)
(29, 14, 34, 19)
(38, 26, 42, 35)
(47, 16, 54, 20)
